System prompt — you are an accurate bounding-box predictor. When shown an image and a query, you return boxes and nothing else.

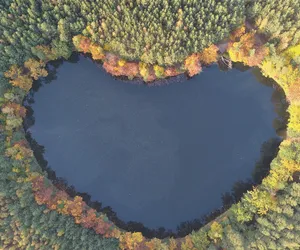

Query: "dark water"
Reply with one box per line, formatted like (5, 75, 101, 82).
(25, 55, 280, 231)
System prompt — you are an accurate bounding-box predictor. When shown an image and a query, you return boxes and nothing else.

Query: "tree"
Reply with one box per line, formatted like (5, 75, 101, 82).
(228, 32, 269, 67)
(5, 140, 33, 160)
(4, 65, 33, 91)
(288, 105, 300, 136)
(222, 225, 245, 250)
(184, 54, 202, 77)
(190, 229, 210, 250)
(139, 62, 149, 81)
(119, 232, 144, 250)
(244, 188, 277, 215)
(51, 40, 73, 60)
(153, 65, 165, 78)
(199, 45, 219, 65)
(208, 221, 223, 243)
(286, 83, 300, 104)
(72, 35, 91, 53)
(24, 59, 48, 80)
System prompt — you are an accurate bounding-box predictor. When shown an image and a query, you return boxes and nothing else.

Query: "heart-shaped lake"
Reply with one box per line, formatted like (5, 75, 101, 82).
(24, 54, 281, 233)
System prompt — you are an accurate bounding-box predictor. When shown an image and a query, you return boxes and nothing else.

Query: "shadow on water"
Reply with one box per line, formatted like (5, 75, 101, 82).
(251, 67, 289, 138)
(23, 54, 287, 239)
(24, 128, 282, 238)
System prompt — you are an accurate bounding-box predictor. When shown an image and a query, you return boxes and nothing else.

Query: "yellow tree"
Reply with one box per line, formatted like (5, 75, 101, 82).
(5, 141, 33, 161)
(4, 65, 33, 91)
(229, 25, 246, 41)
(153, 65, 165, 78)
(208, 221, 223, 243)
(244, 188, 277, 215)
(3, 64, 22, 79)
(184, 53, 202, 77)
(139, 62, 149, 81)
(119, 232, 144, 250)
(24, 59, 48, 80)
(284, 44, 300, 59)
(228, 32, 268, 67)
(32, 45, 58, 61)
(288, 105, 300, 135)
(89, 44, 105, 60)
(145, 238, 168, 250)
(199, 45, 219, 65)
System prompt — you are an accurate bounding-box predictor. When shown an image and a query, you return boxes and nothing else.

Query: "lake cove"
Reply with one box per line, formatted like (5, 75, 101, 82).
(25, 55, 279, 232)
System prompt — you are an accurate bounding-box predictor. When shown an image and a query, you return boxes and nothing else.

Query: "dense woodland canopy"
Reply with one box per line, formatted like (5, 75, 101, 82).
(246, 0, 300, 49)
(0, 0, 246, 71)
(0, 0, 300, 249)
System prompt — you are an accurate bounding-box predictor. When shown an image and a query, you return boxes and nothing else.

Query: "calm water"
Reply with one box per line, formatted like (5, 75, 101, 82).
(25, 55, 278, 230)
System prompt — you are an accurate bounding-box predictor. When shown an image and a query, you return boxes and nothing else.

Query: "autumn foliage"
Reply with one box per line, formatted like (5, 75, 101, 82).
(286, 84, 300, 104)
(1, 102, 26, 130)
(208, 221, 223, 243)
(4, 59, 48, 91)
(119, 232, 144, 250)
(288, 105, 300, 135)
(31, 175, 121, 238)
(5, 140, 33, 161)
(24, 59, 48, 80)
(0, 31, 298, 250)
(32, 45, 59, 61)
(4, 65, 33, 91)
(199, 45, 219, 65)
(228, 30, 269, 67)
(73, 35, 91, 53)
(184, 53, 202, 77)
(138, 62, 149, 81)
(165, 67, 181, 77)
(2, 103, 26, 118)
(229, 25, 246, 41)
(103, 53, 139, 79)
(153, 65, 165, 78)
(73, 35, 105, 60)
(0, 0, 299, 248)
(261, 55, 300, 93)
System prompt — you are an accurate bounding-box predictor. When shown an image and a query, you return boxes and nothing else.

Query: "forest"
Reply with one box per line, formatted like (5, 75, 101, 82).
(0, 0, 300, 249)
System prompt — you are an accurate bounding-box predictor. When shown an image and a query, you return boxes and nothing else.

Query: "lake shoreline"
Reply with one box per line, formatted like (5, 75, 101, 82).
(22, 56, 282, 239)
